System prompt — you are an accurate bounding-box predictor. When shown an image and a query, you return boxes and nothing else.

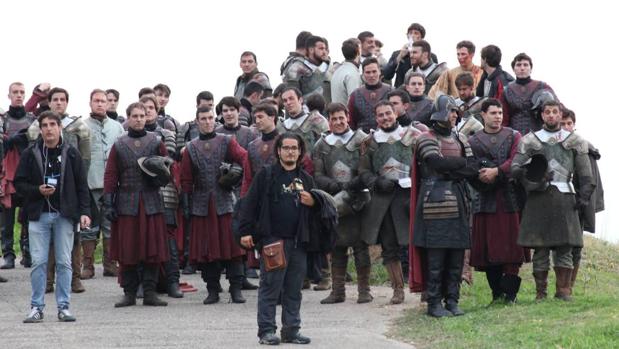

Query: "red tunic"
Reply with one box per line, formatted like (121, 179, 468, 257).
(104, 142, 169, 266)
(180, 137, 252, 263)
(469, 129, 529, 269)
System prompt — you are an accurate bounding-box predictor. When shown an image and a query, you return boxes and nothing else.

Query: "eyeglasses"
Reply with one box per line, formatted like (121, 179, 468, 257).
(281, 146, 299, 152)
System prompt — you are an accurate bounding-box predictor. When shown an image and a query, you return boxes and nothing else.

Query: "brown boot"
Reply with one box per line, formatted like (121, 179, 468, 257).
(102, 238, 118, 277)
(569, 263, 579, 295)
(461, 249, 473, 285)
(356, 266, 373, 304)
(80, 240, 97, 280)
(385, 261, 404, 304)
(71, 241, 85, 293)
(533, 270, 548, 301)
(554, 267, 573, 301)
(320, 266, 346, 304)
(46, 246, 56, 293)
(314, 266, 332, 291)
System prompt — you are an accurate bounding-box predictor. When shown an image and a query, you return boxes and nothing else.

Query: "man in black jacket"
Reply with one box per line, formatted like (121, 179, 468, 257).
(15, 111, 91, 323)
(239, 132, 314, 345)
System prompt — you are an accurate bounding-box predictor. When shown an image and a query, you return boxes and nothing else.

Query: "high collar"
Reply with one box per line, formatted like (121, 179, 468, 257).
(199, 131, 216, 140)
(224, 124, 241, 131)
(8, 105, 26, 119)
(516, 77, 532, 85)
(410, 95, 424, 102)
(364, 82, 382, 90)
(432, 122, 452, 136)
(107, 111, 119, 120)
(90, 112, 107, 121)
(419, 61, 433, 71)
(144, 122, 158, 132)
(128, 128, 147, 138)
(262, 129, 278, 141)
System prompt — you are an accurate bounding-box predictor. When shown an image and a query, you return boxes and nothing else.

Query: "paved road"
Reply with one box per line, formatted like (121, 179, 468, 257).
(0, 264, 416, 348)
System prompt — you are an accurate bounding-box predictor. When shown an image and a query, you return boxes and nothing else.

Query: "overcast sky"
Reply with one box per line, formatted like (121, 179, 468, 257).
(2, 0, 617, 242)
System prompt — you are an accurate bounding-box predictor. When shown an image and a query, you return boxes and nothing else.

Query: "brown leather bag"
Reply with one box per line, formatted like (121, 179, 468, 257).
(262, 240, 287, 272)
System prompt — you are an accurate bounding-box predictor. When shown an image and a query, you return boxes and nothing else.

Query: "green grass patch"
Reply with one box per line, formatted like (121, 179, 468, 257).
(391, 236, 619, 349)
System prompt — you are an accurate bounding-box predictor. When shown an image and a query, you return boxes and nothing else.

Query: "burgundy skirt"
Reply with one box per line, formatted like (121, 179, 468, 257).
(110, 200, 169, 265)
(189, 198, 245, 264)
(470, 195, 529, 269)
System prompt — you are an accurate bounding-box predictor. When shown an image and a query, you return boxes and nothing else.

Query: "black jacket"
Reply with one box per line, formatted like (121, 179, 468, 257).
(237, 162, 317, 249)
(14, 139, 91, 223)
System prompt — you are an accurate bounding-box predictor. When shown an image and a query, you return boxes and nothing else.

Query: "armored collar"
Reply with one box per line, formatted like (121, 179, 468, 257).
(324, 129, 354, 146)
(283, 113, 309, 130)
(534, 128, 571, 144)
(373, 125, 404, 143)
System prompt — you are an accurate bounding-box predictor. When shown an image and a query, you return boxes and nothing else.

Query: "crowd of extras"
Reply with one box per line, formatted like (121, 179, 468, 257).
(0, 22, 604, 341)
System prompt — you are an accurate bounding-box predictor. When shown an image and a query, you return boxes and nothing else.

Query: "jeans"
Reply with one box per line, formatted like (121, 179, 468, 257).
(257, 238, 306, 338)
(29, 213, 75, 310)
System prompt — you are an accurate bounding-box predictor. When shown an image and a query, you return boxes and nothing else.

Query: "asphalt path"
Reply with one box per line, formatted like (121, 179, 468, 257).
(0, 263, 417, 348)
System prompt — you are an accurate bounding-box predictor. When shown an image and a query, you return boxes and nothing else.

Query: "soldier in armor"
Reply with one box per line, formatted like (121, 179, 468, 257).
(512, 100, 595, 301)
(234, 51, 272, 100)
(247, 103, 280, 176)
(82, 89, 125, 279)
(215, 96, 259, 290)
(215, 97, 258, 149)
(476, 45, 514, 99)
(27, 87, 92, 294)
(387, 89, 412, 127)
(314, 103, 373, 304)
(500, 53, 555, 136)
(359, 101, 424, 304)
(277, 86, 328, 154)
(154, 83, 182, 144)
(348, 57, 392, 133)
(428, 41, 483, 100)
(559, 109, 604, 293)
(411, 95, 480, 317)
(282, 35, 329, 100)
(468, 98, 528, 304)
(403, 72, 434, 127)
(105, 89, 125, 123)
(180, 106, 252, 305)
(454, 73, 484, 137)
(1, 82, 37, 270)
(178, 91, 214, 162)
(140, 96, 183, 298)
(105, 102, 170, 307)
(406, 40, 448, 95)
(239, 81, 265, 127)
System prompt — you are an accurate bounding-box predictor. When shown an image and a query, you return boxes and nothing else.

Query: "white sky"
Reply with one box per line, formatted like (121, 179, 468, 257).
(2, 0, 617, 242)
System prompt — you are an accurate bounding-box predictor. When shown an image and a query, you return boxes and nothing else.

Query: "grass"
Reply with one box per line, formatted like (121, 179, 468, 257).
(390, 235, 619, 349)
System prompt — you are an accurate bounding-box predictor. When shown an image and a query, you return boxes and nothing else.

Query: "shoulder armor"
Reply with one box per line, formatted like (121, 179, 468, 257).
(400, 125, 423, 147)
(426, 62, 449, 85)
(345, 129, 367, 151)
(562, 132, 589, 154)
(517, 132, 543, 155)
(360, 130, 377, 155)
(300, 111, 329, 134)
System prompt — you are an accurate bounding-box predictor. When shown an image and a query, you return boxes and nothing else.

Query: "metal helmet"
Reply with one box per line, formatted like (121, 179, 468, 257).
(218, 162, 243, 190)
(524, 153, 548, 182)
(530, 89, 557, 111)
(137, 156, 173, 187)
(430, 94, 459, 123)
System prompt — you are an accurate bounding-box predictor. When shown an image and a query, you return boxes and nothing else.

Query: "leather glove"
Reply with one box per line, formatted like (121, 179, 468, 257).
(181, 193, 191, 220)
(375, 176, 396, 193)
(574, 196, 589, 211)
(103, 193, 117, 222)
(344, 176, 363, 192)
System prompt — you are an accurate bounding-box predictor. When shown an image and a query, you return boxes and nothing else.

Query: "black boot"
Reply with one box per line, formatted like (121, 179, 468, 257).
(142, 264, 167, 306)
(228, 262, 246, 303)
(165, 238, 183, 298)
(427, 302, 452, 318)
(115, 293, 137, 307)
(242, 264, 259, 289)
(0, 254, 15, 269)
(20, 225, 32, 268)
(501, 274, 522, 304)
(445, 249, 465, 316)
(116, 266, 139, 307)
(486, 267, 504, 304)
(425, 249, 447, 317)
